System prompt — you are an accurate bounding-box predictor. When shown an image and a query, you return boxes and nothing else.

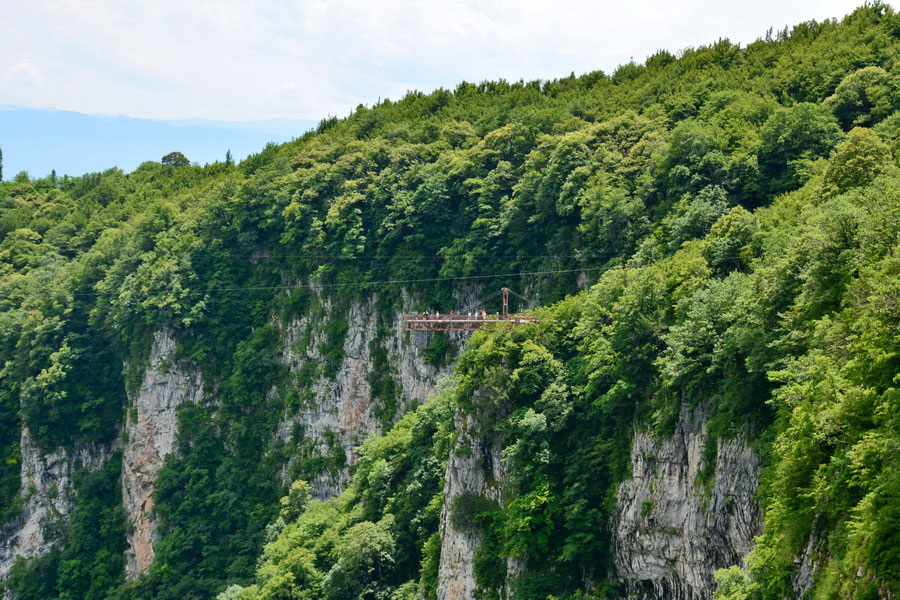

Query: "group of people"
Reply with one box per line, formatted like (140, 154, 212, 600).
(411, 310, 490, 320)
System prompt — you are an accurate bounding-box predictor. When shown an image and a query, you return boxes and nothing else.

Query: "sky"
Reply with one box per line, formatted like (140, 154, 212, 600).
(1, 0, 874, 123)
(0, 107, 317, 178)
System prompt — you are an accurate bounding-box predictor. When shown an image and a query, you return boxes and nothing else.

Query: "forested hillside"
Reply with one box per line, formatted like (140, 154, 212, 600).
(1, 5, 898, 599)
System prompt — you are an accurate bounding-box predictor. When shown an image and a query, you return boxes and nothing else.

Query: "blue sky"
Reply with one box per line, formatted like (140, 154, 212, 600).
(0, 0, 875, 177)
(0, 108, 317, 178)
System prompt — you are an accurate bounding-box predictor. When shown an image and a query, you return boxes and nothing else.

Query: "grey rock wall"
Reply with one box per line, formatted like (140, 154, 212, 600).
(437, 398, 511, 600)
(792, 532, 824, 598)
(0, 428, 116, 580)
(121, 295, 464, 577)
(433, 402, 762, 600)
(277, 295, 457, 498)
(612, 405, 762, 600)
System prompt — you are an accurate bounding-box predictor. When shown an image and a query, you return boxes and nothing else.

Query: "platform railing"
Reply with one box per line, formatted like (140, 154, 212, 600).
(403, 313, 539, 332)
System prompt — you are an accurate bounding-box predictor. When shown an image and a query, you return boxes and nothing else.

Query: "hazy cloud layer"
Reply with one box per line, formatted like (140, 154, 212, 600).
(1, 0, 869, 121)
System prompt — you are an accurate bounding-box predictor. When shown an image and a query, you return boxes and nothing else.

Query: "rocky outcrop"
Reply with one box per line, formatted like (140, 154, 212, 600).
(792, 530, 825, 598)
(437, 397, 511, 600)
(122, 330, 203, 580)
(612, 405, 762, 600)
(277, 295, 457, 498)
(0, 428, 115, 580)
(118, 297, 454, 577)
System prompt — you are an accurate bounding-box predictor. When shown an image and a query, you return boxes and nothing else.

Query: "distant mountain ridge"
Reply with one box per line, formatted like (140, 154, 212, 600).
(0, 107, 317, 178)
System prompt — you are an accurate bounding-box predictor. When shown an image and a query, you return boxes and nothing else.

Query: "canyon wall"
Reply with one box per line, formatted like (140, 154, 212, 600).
(436, 403, 763, 600)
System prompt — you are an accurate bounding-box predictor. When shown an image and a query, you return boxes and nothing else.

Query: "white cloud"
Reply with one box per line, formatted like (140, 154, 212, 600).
(0, 0, 874, 121)
(5, 62, 47, 87)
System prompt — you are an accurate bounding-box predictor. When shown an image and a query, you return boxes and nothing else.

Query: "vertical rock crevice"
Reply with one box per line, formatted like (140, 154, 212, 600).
(437, 398, 511, 600)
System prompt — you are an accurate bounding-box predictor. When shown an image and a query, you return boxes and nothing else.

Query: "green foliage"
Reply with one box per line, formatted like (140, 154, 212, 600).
(758, 103, 843, 195)
(161, 152, 190, 167)
(421, 332, 454, 367)
(227, 387, 454, 600)
(5, 551, 61, 600)
(320, 316, 349, 379)
(702, 206, 757, 274)
(57, 457, 128, 600)
(323, 518, 396, 600)
(823, 127, 895, 194)
(663, 185, 731, 249)
(280, 480, 313, 523)
(712, 566, 760, 600)
(503, 482, 558, 559)
(826, 66, 900, 129)
(368, 335, 401, 430)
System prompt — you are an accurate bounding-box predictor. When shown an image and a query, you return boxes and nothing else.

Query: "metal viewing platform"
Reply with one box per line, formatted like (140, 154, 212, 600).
(403, 288, 539, 332)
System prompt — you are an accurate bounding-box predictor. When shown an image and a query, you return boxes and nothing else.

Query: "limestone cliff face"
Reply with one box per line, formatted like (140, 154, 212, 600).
(611, 405, 762, 600)
(116, 298, 453, 579)
(115, 296, 457, 578)
(1, 293, 463, 584)
(792, 531, 825, 598)
(0, 428, 116, 580)
(277, 296, 455, 498)
(122, 330, 203, 580)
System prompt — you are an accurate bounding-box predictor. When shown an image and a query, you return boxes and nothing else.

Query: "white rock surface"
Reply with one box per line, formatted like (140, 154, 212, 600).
(437, 399, 511, 600)
(792, 531, 824, 598)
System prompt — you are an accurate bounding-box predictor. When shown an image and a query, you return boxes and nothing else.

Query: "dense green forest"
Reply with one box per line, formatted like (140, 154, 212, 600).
(1, 4, 899, 599)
